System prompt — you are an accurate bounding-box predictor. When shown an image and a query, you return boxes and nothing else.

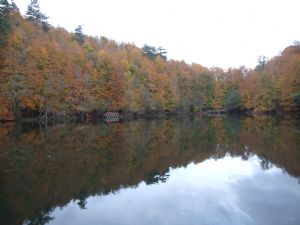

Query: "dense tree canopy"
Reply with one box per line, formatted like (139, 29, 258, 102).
(0, 1, 299, 121)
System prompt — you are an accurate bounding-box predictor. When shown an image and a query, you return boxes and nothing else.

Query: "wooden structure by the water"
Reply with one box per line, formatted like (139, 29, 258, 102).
(104, 112, 120, 123)
(205, 109, 226, 115)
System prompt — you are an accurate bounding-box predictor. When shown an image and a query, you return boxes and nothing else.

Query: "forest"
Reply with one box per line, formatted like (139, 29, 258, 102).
(0, 0, 300, 121)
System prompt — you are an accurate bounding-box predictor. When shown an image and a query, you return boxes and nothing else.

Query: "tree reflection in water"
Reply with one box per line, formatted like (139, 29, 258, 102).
(0, 116, 299, 225)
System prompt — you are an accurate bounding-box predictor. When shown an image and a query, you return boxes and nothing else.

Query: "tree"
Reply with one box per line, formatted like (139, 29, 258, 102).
(142, 44, 168, 60)
(1, 67, 29, 118)
(74, 25, 85, 45)
(156, 46, 167, 60)
(0, 13, 10, 46)
(212, 81, 225, 111)
(142, 44, 157, 60)
(224, 87, 242, 112)
(0, 0, 17, 14)
(256, 55, 267, 72)
(25, 0, 49, 30)
(0, 0, 17, 46)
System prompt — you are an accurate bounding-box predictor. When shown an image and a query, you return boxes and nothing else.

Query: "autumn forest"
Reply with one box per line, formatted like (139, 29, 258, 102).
(1, 0, 300, 122)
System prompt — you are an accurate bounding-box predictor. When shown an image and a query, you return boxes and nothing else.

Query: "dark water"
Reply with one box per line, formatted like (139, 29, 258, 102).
(0, 116, 300, 225)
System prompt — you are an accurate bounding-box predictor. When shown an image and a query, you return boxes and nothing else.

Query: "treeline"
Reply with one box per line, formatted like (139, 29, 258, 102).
(0, 0, 300, 121)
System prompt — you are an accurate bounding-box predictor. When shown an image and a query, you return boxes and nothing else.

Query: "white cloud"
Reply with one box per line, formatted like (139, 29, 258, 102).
(48, 156, 300, 225)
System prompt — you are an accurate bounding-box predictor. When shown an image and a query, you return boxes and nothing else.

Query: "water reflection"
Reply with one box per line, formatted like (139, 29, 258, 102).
(49, 156, 300, 225)
(0, 116, 299, 225)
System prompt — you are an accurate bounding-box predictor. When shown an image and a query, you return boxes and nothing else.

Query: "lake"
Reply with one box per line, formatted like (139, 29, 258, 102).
(0, 116, 300, 225)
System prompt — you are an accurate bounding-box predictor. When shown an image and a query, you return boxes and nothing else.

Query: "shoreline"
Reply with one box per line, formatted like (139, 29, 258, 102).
(1, 109, 299, 123)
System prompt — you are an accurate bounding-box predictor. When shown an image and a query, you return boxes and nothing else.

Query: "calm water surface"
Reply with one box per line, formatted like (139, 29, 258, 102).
(0, 116, 300, 225)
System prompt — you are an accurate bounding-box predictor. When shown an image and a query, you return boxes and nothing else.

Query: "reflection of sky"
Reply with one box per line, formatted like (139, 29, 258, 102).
(49, 156, 300, 225)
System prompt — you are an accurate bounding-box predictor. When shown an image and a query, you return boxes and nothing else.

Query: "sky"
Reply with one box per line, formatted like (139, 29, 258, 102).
(13, 0, 300, 69)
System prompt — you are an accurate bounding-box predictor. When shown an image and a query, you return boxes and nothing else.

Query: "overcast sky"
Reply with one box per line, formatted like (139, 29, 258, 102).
(14, 0, 300, 69)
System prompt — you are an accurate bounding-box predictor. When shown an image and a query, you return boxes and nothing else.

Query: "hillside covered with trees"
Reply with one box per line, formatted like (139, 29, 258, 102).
(0, 0, 300, 121)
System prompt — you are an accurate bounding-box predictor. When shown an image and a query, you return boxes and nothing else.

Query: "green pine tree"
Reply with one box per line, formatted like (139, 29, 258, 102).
(25, 0, 49, 30)
(74, 25, 86, 45)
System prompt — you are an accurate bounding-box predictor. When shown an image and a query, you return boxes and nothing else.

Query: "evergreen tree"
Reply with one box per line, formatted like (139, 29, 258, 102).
(0, 0, 17, 14)
(25, 0, 49, 30)
(0, 14, 10, 46)
(256, 55, 267, 72)
(0, 0, 17, 46)
(224, 87, 242, 112)
(156, 46, 167, 60)
(142, 44, 157, 60)
(142, 45, 167, 60)
(0, 0, 11, 14)
(74, 25, 85, 45)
